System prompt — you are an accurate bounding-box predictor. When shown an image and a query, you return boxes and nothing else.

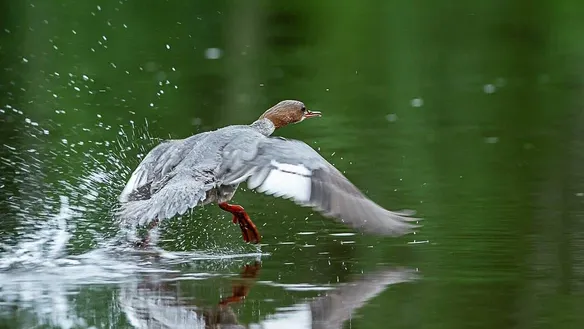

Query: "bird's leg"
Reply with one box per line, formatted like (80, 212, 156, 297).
(134, 219, 160, 248)
(218, 202, 261, 244)
(219, 262, 261, 306)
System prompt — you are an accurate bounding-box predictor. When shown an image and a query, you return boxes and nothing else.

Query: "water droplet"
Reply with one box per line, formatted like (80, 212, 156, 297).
(410, 98, 423, 107)
(483, 84, 496, 94)
(484, 136, 499, 144)
(204, 48, 222, 59)
(386, 113, 398, 122)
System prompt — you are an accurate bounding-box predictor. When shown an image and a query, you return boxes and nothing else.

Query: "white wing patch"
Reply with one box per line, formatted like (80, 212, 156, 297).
(247, 160, 312, 202)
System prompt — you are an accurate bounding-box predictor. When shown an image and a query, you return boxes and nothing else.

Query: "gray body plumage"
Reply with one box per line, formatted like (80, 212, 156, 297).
(117, 120, 273, 225)
(117, 117, 418, 235)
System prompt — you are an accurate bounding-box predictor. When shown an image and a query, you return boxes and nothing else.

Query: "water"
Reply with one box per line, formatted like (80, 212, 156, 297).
(2, 1, 584, 328)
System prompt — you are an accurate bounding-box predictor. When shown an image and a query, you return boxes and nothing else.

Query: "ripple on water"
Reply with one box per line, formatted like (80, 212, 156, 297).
(257, 281, 334, 292)
(328, 232, 356, 237)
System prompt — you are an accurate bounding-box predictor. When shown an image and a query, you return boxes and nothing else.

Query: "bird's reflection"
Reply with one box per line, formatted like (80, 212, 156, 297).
(308, 268, 414, 329)
(119, 262, 261, 329)
(118, 262, 416, 329)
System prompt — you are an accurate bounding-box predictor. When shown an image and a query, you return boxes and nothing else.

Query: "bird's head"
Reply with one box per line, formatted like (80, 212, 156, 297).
(259, 100, 321, 129)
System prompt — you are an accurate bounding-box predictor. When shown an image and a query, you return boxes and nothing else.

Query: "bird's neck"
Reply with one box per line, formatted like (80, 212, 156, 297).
(250, 118, 276, 136)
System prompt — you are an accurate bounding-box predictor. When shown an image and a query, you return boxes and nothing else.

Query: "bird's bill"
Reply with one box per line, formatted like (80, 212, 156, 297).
(304, 110, 322, 119)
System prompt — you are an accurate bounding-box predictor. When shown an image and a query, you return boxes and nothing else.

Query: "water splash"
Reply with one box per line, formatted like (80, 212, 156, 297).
(0, 104, 160, 269)
(0, 195, 72, 270)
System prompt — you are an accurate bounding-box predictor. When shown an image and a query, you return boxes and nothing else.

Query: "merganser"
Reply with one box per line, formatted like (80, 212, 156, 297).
(116, 100, 418, 246)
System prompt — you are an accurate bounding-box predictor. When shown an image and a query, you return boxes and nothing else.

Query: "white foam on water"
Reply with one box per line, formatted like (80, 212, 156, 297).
(0, 246, 267, 329)
(0, 195, 73, 270)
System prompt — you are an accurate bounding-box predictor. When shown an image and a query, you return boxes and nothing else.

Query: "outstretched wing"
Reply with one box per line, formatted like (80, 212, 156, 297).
(119, 134, 208, 203)
(116, 173, 213, 226)
(117, 133, 214, 226)
(219, 138, 419, 236)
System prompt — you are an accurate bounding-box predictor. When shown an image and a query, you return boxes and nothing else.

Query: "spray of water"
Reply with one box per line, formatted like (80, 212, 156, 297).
(0, 104, 166, 270)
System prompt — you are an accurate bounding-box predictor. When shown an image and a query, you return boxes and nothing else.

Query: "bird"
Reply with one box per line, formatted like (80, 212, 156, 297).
(118, 261, 416, 329)
(116, 100, 419, 247)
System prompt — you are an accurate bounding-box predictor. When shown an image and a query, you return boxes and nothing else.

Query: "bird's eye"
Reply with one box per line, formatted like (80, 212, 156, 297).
(301, 107, 306, 112)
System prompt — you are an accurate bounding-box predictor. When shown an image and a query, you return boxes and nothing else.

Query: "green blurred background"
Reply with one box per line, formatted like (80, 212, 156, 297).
(1, 0, 584, 328)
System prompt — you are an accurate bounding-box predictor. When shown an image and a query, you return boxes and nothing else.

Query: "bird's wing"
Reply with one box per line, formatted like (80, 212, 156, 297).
(310, 268, 417, 329)
(118, 134, 208, 203)
(219, 138, 419, 236)
(116, 172, 213, 226)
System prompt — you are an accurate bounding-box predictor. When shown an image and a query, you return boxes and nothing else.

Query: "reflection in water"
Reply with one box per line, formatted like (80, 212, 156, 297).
(119, 262, 416, 329)
(264, 268, 416, 329)
(119, 262, 262, 329)
(0, 248, 265, 328)
(308, 269, 415, 329)
(1, 247, 416, 328)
